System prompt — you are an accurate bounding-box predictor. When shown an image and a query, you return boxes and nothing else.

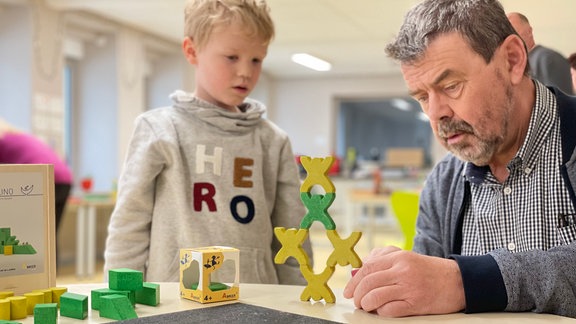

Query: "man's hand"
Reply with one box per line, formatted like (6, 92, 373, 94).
(343, 246, 466, 317)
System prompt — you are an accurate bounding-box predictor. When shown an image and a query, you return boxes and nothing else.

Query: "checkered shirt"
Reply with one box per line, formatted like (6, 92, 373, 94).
(461, 82, 576, 255)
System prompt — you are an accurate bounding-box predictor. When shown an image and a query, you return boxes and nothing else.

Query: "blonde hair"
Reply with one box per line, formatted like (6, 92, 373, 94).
(184, 0, 275, 49)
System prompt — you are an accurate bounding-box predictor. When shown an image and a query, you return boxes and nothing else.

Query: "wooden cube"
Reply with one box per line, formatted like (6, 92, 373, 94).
(33, 303, 57, 324)
(179, 246, 239, 304)
(59, 292, 88, 320)
(91, 288, 132, 310)
(99, 294, 137, 321)
(108, 268, 143, 291)
(135, 282, 160, 306)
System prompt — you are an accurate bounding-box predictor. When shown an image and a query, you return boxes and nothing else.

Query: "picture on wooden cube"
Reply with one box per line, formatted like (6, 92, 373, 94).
(0, 228, 37, 255)
(180, 247, 239, 304)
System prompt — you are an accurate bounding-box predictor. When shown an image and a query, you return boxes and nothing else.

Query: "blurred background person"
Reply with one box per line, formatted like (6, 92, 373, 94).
(569, 52, 576, 94)
(0, 117, 73, 248)
(508, 12, 574, 95)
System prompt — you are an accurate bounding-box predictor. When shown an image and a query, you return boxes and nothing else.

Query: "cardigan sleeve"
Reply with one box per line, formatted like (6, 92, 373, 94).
(451, 254, 507, 313)
(490, 243, 576, 317)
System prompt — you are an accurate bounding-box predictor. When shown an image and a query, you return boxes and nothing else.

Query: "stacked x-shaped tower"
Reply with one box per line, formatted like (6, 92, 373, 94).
(274, 156, 362, 303)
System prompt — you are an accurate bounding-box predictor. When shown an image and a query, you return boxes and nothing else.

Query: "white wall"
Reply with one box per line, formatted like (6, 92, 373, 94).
(75, 38, 118, 192)
(269, 75, 409, 157)
(0, 6, 32, 130)
(146, 53, 185, 110)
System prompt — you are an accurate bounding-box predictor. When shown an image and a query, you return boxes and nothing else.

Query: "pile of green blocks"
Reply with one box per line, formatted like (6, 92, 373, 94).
(60, 268, 160, 321)
(0, 268, 160, 322)
(88, 268, 161, 321)
(55, 269, 161, 321)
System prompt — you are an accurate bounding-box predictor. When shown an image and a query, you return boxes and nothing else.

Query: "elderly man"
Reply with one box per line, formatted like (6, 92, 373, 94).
(345, 0, 576, 318)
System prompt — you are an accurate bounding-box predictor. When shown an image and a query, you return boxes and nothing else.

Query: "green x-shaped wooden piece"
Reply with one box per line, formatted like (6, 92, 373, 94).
(299, 192, 336, 230)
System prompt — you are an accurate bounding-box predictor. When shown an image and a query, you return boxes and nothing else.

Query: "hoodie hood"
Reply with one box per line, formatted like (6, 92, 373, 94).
(169, 90, 265, 133)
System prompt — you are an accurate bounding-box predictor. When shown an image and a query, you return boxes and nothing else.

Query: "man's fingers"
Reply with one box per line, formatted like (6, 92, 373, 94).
(375, 300, 417, 318)
(344, 248, 405, 300)
(352, 270, 402, 309)
(359, 284, 407, 313)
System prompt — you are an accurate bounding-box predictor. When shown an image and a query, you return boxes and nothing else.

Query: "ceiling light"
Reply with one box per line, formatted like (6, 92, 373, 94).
(291, 53, 332, 72)
(418, 112, 429, 122)
(391, 98, 411, 111)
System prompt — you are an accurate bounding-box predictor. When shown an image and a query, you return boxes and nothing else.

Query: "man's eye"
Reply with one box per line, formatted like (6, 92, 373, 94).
(444, 83, 463, 98)
(416, 95, 428, 104)
(445, 84, 457, 90)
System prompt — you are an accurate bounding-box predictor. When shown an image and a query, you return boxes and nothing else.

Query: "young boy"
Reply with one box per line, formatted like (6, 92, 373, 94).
(104, 0, 311, 285)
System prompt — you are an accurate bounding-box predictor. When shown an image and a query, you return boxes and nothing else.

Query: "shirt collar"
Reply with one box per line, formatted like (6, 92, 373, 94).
(516, 81, 557, 171)
(464, 81, 557, 183)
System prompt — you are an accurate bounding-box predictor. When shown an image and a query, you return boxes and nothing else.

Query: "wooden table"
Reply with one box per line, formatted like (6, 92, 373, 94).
(17, 283, 575, 323)
(67, 195, 115, 278)
(346, 188, 391, 250)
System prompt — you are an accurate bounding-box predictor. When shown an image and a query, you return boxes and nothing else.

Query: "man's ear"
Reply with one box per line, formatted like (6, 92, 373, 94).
(501, 34, 528, 85)
(182, 37, 198, 65)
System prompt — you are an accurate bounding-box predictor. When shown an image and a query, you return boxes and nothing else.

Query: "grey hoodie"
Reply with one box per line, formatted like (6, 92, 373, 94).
(104, 91, 311, 285)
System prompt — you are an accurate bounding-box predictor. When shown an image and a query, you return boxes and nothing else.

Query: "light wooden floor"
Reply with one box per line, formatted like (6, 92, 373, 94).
(56, 260, 105, 286)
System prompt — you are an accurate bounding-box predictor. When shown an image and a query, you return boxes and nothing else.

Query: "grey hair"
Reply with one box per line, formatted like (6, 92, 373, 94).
(385, 0, 517, 65)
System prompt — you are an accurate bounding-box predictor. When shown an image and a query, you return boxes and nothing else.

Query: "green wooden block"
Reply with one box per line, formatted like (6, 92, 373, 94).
(0, 320, 22, 324)
(190, 282, 229, 291)
(99, 294, 138, 320)
(128, 290, 136, 306)
(59, 292, 88, 320)
(91, 288, 132, 310)
(33, 303, 57, 324)
(108, 268, 143, 291)
(135, 282, 160, 306)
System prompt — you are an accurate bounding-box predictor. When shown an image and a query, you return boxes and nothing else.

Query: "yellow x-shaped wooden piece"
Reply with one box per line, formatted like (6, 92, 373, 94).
(300, 156, 335, 193)
(300, 265, 335, 303)
(273, 227, 310, 266)
(326, 230, 362, 268)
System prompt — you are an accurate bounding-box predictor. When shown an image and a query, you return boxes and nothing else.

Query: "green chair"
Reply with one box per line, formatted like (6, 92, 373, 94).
(390, 191, 420, 250)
